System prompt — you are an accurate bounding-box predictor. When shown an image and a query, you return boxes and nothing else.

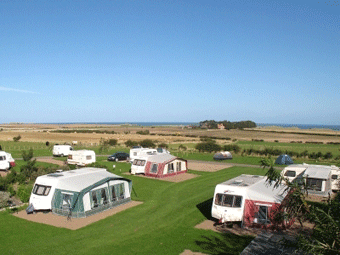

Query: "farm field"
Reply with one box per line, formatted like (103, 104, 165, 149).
(1, 123, 340, 145)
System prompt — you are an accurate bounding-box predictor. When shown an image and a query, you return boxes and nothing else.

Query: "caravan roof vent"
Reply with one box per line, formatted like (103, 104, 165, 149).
(56, 170, 63, 173)
(47, 173, 63, 178)
(252, 175, 260, 178)
(232, 180, 243, 184)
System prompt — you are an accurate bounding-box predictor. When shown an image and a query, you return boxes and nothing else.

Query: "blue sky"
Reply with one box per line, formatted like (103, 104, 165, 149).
(1, 0, 339, 124)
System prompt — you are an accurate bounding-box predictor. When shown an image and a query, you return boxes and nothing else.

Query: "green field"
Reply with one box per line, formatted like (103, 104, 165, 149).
(237, 140, 340, 155)
(0, 159, 267, 254)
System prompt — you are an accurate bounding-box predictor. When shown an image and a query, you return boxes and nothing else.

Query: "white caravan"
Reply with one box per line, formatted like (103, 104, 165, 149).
(53, 145, 73, 157)
(0, 151, 11, 171)
(6, 152, 15, 168)
(129, 147, 169, 163)
(211, 174, 287, 226)
(67, 150, 96, 166)
(281, 163, 340, 192)
(131, 156, 148, 175)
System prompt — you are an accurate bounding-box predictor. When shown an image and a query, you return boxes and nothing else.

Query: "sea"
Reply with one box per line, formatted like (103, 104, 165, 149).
(46, 122, 340, 131)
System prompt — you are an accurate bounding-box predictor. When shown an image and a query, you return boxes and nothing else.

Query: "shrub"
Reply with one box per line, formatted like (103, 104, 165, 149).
(22, 148, 34, 162)
(195, 142, 221, 153)
(0, 191, 11, 208)
(17, 185, 32, 203)
(7, 185, 16, 196)
(200, 136, 215, 143)
(223, 144, 241, 154)
(5, 171, 17, 184)
(252, 139, 264, 142)
(158, 143, 168, 149)
(107, 139, 118, 146)
(323, 152, 333, 159)
(178, 144, 187, 151)
(20, 149, 38, 180)
(0, 176, 8, 191)
(88, 162, 108, 170)
(140, 139, 156, 148)
(13, 135, 21, 142)
(125, 140, 139, 148)
(136, 130, 150, 135)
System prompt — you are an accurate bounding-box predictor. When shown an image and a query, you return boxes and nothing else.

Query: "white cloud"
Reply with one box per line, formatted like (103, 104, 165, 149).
(0, 86, 40, 94)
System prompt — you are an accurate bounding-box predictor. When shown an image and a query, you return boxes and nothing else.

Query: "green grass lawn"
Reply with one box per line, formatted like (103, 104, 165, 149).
(237, 140, 340, 156)
(0, 165, 267, 254)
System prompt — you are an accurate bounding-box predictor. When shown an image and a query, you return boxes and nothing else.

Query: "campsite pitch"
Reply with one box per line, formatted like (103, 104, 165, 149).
(14, 201, 143, 230)
(188, 161, 233, 172)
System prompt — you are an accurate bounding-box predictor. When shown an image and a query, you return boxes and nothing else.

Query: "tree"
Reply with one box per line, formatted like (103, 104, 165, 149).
(298, 197, 340, 254)
(20, 149, 37, 181)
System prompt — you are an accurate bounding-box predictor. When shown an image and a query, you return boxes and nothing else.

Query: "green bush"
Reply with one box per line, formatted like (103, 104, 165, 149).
(7, 185, 16, 196)
(195, 142, 221, 153)
(136, 130, 150, 135)
(0, 176, 8, 191)
(323, 152, 333, 159)
(17, 185, 32, 203)
(125, 140, 139, 147)
(107, 139, 118, 146)
(13, 135, 22, 142)
(140, 139, 156, 148)
(223, 144, 241, 153)
(178, 144, 187, 151)
(158, 143, 168, 149)
(0, 191, 11, 208)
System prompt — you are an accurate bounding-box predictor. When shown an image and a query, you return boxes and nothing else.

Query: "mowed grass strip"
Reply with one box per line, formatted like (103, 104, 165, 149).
(0, 166, 265, 255)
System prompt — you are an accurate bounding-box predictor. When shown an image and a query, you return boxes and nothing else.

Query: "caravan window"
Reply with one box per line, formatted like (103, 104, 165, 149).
(256, 206, 270, 224)
(33, 184, 52, 196)
(284, 170, 296, 177)
(215, 194, 242, 208)
(133, 160, 145, 166)
(306, 178, 322, 191)
(86, 155, 92, 160)
(332, 175, 338, 180)
(150, 164, 158, 173)
(0, 156, 6, 160)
